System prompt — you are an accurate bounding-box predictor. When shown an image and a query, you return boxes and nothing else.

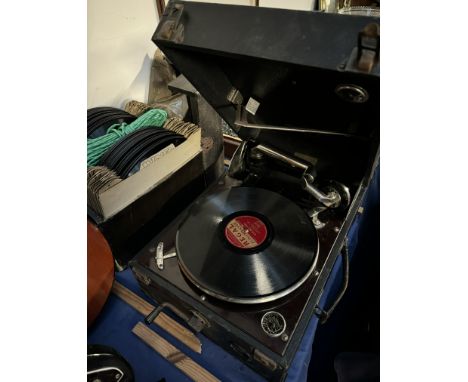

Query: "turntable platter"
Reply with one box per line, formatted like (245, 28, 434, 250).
(176, 187, 318, 304)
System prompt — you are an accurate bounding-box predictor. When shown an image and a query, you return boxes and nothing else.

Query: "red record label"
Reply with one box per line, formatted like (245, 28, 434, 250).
(224, 215, 268, 249)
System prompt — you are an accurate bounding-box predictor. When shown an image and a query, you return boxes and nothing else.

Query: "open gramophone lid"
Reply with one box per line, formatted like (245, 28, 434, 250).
(176, 187, 319, 304)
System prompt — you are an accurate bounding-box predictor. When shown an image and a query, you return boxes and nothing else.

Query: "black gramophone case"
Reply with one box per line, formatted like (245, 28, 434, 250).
(153, 1, 379, 186)
(131, 2, 379, 381)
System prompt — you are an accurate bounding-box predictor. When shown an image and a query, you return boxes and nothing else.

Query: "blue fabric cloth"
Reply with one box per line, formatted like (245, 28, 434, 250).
(88, 269, 265, 382)
(88, 167, 380, 382)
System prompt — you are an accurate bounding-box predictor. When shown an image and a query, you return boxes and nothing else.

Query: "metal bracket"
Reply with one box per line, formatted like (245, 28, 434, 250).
(302, 174, 341, 208)
(227, 140, 249, 179)
(188, 310, 210, 332)
(253, 144, 310, 172)
(134, 271, 151, 286)
(344, 23, 380, 73)
(245, 97, 260, 115)
(308, 206, 328, 229)
(158, 3, 184, 42)
(227, 87, 244, 105)
(253, 349, 278, 371)
(234, 105, 362, 138)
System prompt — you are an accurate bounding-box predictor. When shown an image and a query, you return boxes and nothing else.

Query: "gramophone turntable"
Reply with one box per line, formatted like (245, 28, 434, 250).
(130, 2, 379, 380)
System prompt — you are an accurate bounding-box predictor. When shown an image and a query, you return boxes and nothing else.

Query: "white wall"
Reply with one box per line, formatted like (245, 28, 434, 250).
(181, 0, 254, 5)
(183, 0, 315, 10)
(262, 0, 315, 11)
(87, 0, 159, 108)
(87, 0, 315, 108)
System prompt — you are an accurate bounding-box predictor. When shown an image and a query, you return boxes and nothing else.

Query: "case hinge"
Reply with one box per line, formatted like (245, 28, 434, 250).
(227, 87, 244, 105)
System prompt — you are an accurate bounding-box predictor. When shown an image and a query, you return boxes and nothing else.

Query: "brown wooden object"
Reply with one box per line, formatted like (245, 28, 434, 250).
(132, 322, 219, 382)
(112, 281, 202, 354)
(87, 220, 114, 327)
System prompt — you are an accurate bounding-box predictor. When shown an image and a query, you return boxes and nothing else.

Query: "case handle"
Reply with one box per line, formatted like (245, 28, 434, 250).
(315, 238, 350, 324)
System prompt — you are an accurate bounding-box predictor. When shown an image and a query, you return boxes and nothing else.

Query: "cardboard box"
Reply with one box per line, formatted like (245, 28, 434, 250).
(93, 128, 202, 220)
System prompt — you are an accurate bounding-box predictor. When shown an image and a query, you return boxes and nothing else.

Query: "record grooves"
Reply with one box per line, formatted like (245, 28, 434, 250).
(176, 187, 319, 304)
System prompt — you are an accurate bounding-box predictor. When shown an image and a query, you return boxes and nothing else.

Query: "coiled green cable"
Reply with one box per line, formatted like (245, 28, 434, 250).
(87, 109, 168, 166)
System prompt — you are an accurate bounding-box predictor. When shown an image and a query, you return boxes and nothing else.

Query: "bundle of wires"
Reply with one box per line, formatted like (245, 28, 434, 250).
(87, 108, 168, 166)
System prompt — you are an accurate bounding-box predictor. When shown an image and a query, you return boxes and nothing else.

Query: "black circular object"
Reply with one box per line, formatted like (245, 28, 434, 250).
(87, 106, 127, 121)
(88, 110, 132, 124)
(176, 187, 318, 304)
(87, 344, 134, 382)
(87, 107, 137, 138)
(100, 128, 163, 170)
(87, 112, 133, 129)
(87, 114, 136, 139)
(120, 133, 185, 178)
(99, 127, 185, 178)
(261, 311, 286, 337)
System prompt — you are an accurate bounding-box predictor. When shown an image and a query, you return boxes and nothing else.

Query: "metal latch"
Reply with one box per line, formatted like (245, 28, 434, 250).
(230, 343, 253, 361)
(344, 23, 380, 73)
(155, 242, 176, 270)
(253, 349, 277, 371)
(133, 269, 151, 286)
(187, 311, 210, 332)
